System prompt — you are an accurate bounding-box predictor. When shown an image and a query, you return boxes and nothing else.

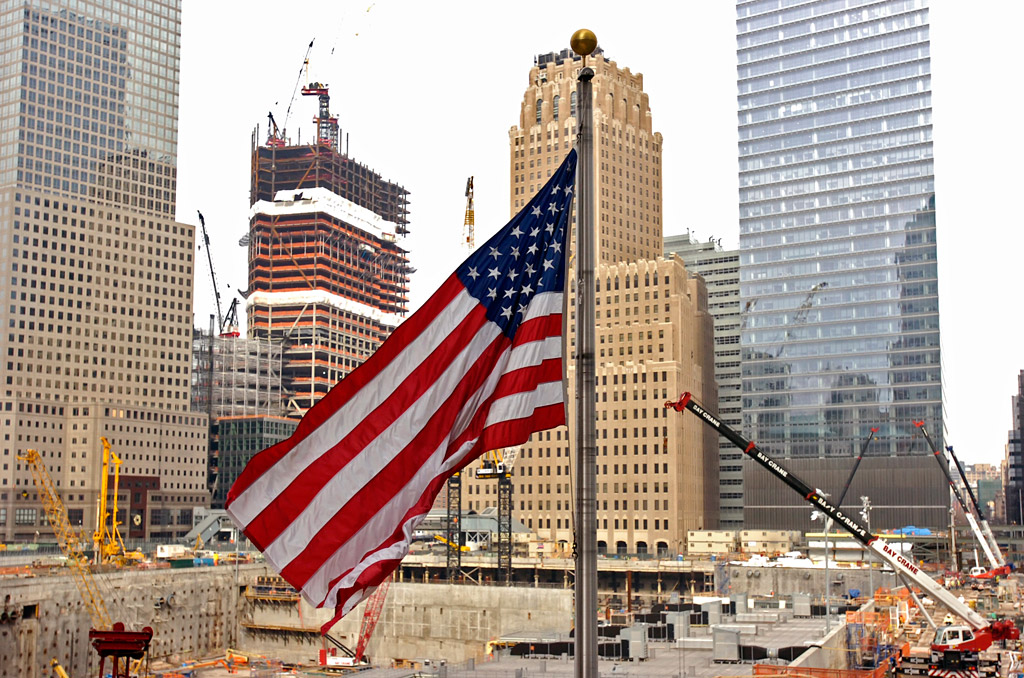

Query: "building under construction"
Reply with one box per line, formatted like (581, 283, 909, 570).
(192, 333, 285, 505)
(244, 82, 411, 416)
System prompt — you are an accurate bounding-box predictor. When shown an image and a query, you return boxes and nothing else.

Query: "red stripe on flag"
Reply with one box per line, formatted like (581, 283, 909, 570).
(279, 332, 515, 588)
(478, 402, 566, 455)
(510, 313, 562, 346)
(226, 274, 465, 505)
(241, 302, 494, 551)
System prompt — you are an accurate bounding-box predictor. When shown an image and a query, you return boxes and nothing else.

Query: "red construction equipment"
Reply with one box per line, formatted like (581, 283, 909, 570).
(665, 392, 1019, 678)
(354, 578, 391, 664)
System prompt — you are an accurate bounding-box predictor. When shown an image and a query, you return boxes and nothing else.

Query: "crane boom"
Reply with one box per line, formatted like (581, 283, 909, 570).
(834, 426, 879, 509)
(196, 210, 223, 332)
(354, 578, 390, 663)
(18, 450, 112, 630)
(665, 393, 990, 631)
(945, 445, 1006, 568)
(915, 423, 1006, 571)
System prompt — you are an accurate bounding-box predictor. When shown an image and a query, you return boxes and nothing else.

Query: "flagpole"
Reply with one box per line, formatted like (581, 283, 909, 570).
(571, 28, 598, 678)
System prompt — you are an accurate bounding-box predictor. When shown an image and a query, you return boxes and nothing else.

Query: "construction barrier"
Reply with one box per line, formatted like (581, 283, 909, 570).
(753, 664, 889, 678)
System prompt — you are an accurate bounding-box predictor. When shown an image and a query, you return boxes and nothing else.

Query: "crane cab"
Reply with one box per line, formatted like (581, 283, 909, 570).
(934, 625, 975, 649)
(475, 460, 505, 479)
(932, 624, 991, 653)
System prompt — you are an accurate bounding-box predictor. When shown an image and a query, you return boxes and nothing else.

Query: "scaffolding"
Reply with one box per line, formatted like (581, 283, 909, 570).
(192, 334, 284, 419)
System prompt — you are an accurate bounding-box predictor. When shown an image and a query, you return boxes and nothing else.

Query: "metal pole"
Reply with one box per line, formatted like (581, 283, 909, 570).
(571, 28, 598, 678)
(824, 518, 831, 633)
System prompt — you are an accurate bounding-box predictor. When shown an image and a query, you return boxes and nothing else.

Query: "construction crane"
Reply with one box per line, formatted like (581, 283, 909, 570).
(93, 437, 132, 565)
(196, 210, 223, 334)
(476, 447, 520, 583)
(665, 393, 1019, 676)
(266, 111, 286, 147)
(301, 75, 339, 150)
(463, 176, 475, 250)
(21, 449, 150, 676)
(946, 444, 1011, 576)
(18, 449, 112, 629)
(445, 469, 462, 583)
(354, 578, 391, 664)
(915, 422, 1009, 577)
(281, 39, 315, 138)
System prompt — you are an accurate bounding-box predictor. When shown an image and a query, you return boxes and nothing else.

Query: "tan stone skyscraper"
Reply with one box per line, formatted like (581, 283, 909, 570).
(463, 49, 718, 557)
(509, 50, 663, 265)
(0, 0, 207, 542)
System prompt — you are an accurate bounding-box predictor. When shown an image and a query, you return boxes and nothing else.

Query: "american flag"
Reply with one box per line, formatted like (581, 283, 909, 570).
(226, 150, 578, 630)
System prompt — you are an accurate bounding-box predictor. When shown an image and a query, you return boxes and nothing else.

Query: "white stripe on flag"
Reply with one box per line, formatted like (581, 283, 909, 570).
(231, 287, 479, 528)
(523, 291, 562, 323)
(486, 381, 565, 428)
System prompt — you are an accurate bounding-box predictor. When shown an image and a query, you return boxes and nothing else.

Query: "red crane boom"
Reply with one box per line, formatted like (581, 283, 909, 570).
(354, 578, 391, 663)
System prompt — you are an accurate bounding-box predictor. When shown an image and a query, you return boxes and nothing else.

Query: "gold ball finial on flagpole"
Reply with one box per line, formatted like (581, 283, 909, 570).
(570, 29, 598, 57)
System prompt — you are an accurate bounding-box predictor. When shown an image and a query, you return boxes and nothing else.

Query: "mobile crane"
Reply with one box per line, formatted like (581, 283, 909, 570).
(665, 393, 1019, 675)
(915, 422, 1010, 579)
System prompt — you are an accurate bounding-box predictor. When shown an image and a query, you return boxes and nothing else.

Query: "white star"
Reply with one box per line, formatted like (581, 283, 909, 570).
(564, 184, 573, 194)
(504, 288, 515, 299)
(510, 246, 520, 260)
(527, 243, 539, 255)
(517, 303, 528, 316)
(546, 222, 555, 234)
(487, 288, 497, 299)
(511, 225, 523, 238)
(489, 247, 501, 260)
(521, 283, 533, 296)
(543, 258, 555, 270)
(507, 269, 519, 281)
(524, 263, 536, 276)
(488, 267, 500, 279)
(552, 185, 561, 194)
(547, 202, 560, 214)
(551, 241, 562, 253)
(500, 306, 513, 319)
(531, 206, 542, 217)
(467, 266, 480, 280)
(529, 226, 540, 238)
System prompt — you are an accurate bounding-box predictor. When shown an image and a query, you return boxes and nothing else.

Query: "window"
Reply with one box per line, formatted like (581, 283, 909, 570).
(571, 91, 577, 118)
(15, 508, 36, 525)
(536, 99, 543, 125)
(553, 95, 560, 120)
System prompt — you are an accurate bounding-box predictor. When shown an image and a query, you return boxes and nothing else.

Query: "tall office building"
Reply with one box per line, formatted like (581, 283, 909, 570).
(663, 234, 743, 527)
(245, 88, 411, 416)
(0, 0, 208, 541)
(736, 0, 946, 529)
(1004, 371, 1024, 525)
(461, 50, 719, 556)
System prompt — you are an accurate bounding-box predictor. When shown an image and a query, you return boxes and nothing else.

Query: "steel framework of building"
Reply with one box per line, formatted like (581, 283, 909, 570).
(192, 334, 285, 420)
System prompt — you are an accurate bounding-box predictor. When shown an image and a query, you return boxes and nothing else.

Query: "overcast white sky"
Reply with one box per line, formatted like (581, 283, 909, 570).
(176, 2, 1023, 466)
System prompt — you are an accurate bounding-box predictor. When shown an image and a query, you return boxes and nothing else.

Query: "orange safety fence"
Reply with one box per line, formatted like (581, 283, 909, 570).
(753, 664, 889, 678)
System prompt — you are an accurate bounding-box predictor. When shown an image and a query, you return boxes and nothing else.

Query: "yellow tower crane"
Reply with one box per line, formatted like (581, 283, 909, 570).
(17, 449, 112, 630)
(463, 176, 475, 250)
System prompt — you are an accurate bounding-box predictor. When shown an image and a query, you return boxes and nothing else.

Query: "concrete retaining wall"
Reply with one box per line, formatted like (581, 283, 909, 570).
(0, 564, 253, 678)
(726, 565, 899, 598)
(242, 581, 574, 665)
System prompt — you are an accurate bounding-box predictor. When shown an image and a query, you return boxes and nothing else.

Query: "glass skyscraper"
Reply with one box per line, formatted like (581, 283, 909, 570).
(736, 0, 947, 528)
